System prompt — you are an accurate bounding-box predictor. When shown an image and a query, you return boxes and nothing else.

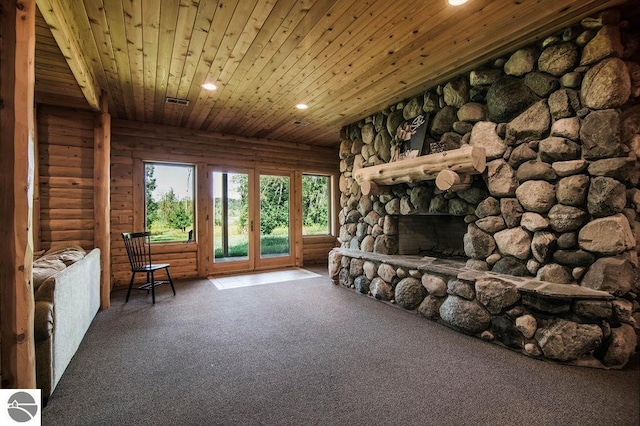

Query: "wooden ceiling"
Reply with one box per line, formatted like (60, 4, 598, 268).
(34, 0, 632, 146)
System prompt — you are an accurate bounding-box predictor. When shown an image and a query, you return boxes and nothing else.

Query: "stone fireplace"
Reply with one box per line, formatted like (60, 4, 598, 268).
(330, 8, 639, 369)
(397, 215, 466, 258)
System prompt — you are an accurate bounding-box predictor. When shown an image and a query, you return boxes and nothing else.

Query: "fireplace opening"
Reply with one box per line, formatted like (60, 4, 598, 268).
(397, 215, 467, 259)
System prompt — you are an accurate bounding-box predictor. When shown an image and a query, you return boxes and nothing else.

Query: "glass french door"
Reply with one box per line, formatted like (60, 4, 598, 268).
(255, 172, 294, 269)
(209, 167, 294, 275)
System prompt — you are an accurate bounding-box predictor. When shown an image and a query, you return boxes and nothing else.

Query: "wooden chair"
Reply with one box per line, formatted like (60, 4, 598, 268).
(122, 232, 176, 304)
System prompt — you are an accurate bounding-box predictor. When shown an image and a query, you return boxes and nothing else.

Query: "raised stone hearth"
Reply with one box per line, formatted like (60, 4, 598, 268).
(332, 8, 639, 368)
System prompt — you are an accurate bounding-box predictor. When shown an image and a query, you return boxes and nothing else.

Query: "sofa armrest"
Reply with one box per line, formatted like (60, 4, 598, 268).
(34, 301, 54, 341)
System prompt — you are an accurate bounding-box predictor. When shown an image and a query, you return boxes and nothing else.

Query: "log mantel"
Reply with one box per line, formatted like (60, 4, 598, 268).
(354, 145, 486, 194)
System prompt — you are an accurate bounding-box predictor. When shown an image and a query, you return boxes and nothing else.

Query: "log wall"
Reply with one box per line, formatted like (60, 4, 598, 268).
(37, 106, 95, 251)
(110, 119, 338, 286)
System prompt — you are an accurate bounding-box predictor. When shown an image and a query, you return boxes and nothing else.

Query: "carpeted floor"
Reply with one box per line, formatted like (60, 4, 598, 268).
(43, 265, 640, 426)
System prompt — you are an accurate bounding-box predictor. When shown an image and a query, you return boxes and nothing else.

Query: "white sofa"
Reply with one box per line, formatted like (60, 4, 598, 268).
(33, 246, 101, 402)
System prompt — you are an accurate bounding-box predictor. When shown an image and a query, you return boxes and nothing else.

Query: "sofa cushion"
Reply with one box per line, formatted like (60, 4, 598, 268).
(43, 245, 87, 266)
(33, 258, 66, 290)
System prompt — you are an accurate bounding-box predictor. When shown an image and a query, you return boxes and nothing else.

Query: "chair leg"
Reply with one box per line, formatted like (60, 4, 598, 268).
(126, 272, 135, 302)
(151, 270, 156, 304)
(166, 267, 176, 296)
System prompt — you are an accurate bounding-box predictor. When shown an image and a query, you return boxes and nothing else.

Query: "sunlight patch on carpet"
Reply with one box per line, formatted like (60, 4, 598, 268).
(208, 268, 321, 290)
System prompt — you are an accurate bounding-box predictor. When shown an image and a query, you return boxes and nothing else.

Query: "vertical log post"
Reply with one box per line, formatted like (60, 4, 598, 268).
(94, 93, 111, 309)
(0, 0, 37, 388)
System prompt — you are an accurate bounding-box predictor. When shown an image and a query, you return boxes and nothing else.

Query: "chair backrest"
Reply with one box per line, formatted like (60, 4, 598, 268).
(122, 232, 153, 270)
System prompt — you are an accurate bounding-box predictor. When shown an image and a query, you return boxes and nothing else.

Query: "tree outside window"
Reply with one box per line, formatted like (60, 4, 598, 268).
(144, 163, 195, 242)
(302, 175, 330, 235)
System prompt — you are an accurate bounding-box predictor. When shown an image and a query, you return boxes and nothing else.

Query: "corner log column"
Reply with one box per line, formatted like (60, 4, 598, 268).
(94, 94, 111, 309)
(0, 0, 37, 388)
(354, 146, 486, 196)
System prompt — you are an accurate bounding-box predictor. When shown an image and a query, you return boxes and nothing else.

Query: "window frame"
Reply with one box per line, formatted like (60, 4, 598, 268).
(301, 173, 332, 237)
(142, 161, 197, 244)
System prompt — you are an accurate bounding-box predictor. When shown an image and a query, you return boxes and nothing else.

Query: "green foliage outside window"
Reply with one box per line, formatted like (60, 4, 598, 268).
(144, 163, 194, 242)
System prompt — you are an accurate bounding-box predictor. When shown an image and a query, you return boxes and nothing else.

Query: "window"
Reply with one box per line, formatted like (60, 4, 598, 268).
(144, 162, 195, 243)
(302, 174, 330, 236)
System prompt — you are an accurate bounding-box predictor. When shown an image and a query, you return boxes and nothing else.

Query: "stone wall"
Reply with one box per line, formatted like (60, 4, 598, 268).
(333, 8, 639, 368)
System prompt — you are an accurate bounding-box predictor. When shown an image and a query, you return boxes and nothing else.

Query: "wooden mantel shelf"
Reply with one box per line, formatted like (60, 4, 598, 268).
(354, 145, 486, 194)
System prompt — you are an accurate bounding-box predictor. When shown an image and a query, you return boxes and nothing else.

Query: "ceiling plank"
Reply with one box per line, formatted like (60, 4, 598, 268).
(37, 0, 101, 110)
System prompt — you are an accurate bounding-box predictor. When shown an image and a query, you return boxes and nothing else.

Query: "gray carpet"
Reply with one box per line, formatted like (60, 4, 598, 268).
(43, 266, 640, 426)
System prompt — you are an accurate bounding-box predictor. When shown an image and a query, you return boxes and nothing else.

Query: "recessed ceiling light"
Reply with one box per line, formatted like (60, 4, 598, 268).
(202, 83, 217, 91)
(295, 103, 308, 110)
(447, 0, 468, 5)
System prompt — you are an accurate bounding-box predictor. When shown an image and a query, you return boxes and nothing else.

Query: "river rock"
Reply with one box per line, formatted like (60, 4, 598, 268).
(535, 319, 602, 361)
(538, 136, 581, 162)
(354, 276, 371, 294)
(475, 278, 520, 315)
(532, 231, 557, 263)
(560, 71, 582, 88)
(604, 324, 637, 367)
(470, 68, 503, 86)
(552, 159, 588, 177)
(508, 144, 538, 168)
(377, 263, 396, 283)
(470, 121, 507, 159)
(587, 177, 626, 217)
(516, 180, 556, 213)
(557, 232, 578, 249)
(500, 198, 524, 228)
(537, 263, 572, 283)
(443, 79, 469, 108)
(476, 196, 500, 218)
(328, 251, 342, 280)
(464, 224, 497, 260)
(418, 295, 445, 320)
(370, 277, 393, 301)
(516, 314, 538, 339)
(422, 274, 447, 297)
(360, 235, 374, 252)
(557, 175, 589, 206)
(350, 258, 365, 277)
(386, 111, 404, 138)
(492, 257, 529, 276)
(524, 72, 560, 97)
(457, 186, 488, 205)
(551, 117, 580, 140)
(431, 106, 458, 137)
(521, 212, 549, 232)
(580, 109, 623, 160)
(457, 103, 487, 122)
(548, 204, 589, 232)
(505, 100, 550, 144)
(447, 279, 475, 301)
(548, 88, 580, 119)
(578, 214, 635, 255)
(395, 277, 426, 310)
(581, 58, 631, 109)
(476, 216, 506, 233)
(504, 47, 538, 76)
(486, 77, 539, 123)
(361, 123, 375, 144)
(581, 256, 633, 296)
(580, 25, 624, 66)
(403, 97, 424, 120)
(516, 161, 557, 182)
(494, 227, 531, 260)
(553, 249, 596, 267)
(486, 159, 518, 197)
(439, 296, 491, 334)
(538, 42, 579, 76)
(363, 261, 377, 280)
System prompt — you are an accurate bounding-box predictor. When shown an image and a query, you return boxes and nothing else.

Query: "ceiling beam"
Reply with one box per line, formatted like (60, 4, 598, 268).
(36, 0, 101, 110)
